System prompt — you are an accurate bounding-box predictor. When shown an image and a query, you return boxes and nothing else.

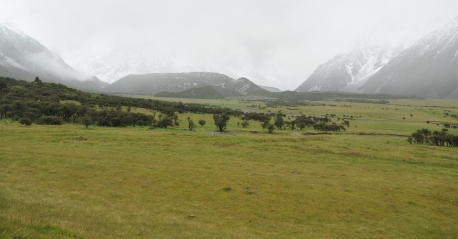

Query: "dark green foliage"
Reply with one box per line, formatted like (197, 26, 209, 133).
(295, 115, 315, 130)
(213, 114, 230, 132)
(198, 119, 206, 127)
(0, 77, 243, 128)
(261, 120, 270, 129)
(267, 124, 275, 134)
(313, 122, 346, 131)
(274, 111, 285, 130)
(243, 112, 271, 122)
(0, 82, 7, 90)
(187, 117, 196, 131)
(19, 118, 32, 126)
(155, 117, 173, 128)
(241, 120, 250, 128)
(80, 115, 93, 128)
(37, 116, 63, 125)
(408, 128, 458, 147)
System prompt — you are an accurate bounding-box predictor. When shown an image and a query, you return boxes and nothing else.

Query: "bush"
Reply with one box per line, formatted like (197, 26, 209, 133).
(19, 118, 32, 126)
(37, 116, 63, 125)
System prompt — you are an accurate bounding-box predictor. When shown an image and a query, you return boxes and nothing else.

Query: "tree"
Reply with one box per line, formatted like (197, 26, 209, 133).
(274, 114, 284, 130)
(34, 77, 42, 84)
(241, 120, 250, 128)
(198, 119, 206, 127)
(261, 120, 270, 129)
(267, 124, 275, 134)
(81, 115, 93, 128)
(187, 117, 195, 131)
(213, 114, 230, 132)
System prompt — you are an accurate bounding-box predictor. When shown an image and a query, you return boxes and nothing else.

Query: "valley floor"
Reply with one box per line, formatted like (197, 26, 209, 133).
(1, 99, 457, 238)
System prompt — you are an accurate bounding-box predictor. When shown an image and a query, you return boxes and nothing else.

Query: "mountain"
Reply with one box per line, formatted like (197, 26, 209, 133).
(0, 22, 107, 91)
(68, 42, 289, 90)
(295, 42, 404, 93)
(259, 85, 282, 92)
(155, 85, 224, 99)
(359, 17, 458, 99)
(104, 72, 272, 97)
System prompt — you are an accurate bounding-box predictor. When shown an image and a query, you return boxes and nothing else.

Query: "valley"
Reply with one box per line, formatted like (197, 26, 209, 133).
(1, 80, 457, 238)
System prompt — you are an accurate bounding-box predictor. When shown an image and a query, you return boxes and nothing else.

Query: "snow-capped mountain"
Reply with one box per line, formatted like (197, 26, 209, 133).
(0, 21, 107, 91)
(68, 42, 289, 90)
(295, 41, 405, 92)
(359, 17, 458, 98)
(104, 72, 271, 97)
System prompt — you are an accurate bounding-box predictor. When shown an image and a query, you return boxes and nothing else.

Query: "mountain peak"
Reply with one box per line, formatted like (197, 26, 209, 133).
(0, 21, 106, 92)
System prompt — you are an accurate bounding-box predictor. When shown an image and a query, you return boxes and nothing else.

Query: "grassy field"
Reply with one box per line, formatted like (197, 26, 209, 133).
(1, 98, 457, 238)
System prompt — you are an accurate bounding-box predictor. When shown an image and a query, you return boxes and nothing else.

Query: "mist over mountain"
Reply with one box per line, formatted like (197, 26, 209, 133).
(105, 72, 271, 97)
(0, 21, 107, 91)
(295, 41, 406, 93)
(68, 42, 291, 90)
(296, 16, 458, 99)
(359, 17, 458, 98)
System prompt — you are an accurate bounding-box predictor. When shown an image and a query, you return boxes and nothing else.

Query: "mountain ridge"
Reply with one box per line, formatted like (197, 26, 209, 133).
(0, 22, 107, 92)
(105, 72, 272, 97)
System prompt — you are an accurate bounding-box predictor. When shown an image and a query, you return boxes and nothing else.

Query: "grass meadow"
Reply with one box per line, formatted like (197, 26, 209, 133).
(1, 98, 457, 238)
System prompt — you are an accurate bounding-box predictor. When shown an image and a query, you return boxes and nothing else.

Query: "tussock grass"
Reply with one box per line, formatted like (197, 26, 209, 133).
(1, 99, 458, 238)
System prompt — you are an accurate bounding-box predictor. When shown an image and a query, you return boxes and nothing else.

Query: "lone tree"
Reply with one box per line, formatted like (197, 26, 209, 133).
(267, 124, 275, 134)
(34, 76, 42, 84)
(81, 115, 93, 128)
(198, 119, 206, 127)
(187, 117, 195, 131)
(213, 114, 230, 132)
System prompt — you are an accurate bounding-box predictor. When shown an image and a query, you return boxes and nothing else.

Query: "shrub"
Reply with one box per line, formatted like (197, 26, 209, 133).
(19, 118, 32, 126)
(37, 116, 63, 125)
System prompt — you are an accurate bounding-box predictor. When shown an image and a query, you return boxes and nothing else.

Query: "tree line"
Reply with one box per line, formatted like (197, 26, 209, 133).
(408, 128, 458, 147)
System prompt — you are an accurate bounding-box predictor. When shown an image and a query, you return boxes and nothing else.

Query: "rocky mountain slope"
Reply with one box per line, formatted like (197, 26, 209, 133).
(0, 22, 107, 91)
(359, 17, 458, 98)
(105, 72, 271, 97)
(295, 42, 404, 92)
(296, 17, 458, 99)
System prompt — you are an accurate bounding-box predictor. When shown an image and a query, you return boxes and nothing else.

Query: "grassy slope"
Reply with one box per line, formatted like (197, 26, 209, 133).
(1, 99, 458, 239)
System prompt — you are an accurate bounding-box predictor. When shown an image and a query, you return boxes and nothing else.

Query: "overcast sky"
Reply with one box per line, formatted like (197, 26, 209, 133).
(1, 0, 458, 89)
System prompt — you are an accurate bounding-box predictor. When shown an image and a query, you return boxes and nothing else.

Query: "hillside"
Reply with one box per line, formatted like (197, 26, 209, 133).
(105, 72, 272, 97)
(295, 42, 404, 93)
(0, 22, 107, 92)
(359, 17, 458, 98)
(296, 17, 458, 99)
(155, 85, 224, 99)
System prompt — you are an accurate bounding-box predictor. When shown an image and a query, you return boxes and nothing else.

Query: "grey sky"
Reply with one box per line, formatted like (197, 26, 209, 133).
(1, 0, 458, 89)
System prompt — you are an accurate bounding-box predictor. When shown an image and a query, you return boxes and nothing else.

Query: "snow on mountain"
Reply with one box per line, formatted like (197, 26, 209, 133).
(295, 40, 405, 93)
(359, 17, 458, 98)
(0, 21, 107, 91)
(295, 14, 452, 94)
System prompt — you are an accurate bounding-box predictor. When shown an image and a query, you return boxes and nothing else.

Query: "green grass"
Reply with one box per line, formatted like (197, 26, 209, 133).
(1, 99, 458, 238)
